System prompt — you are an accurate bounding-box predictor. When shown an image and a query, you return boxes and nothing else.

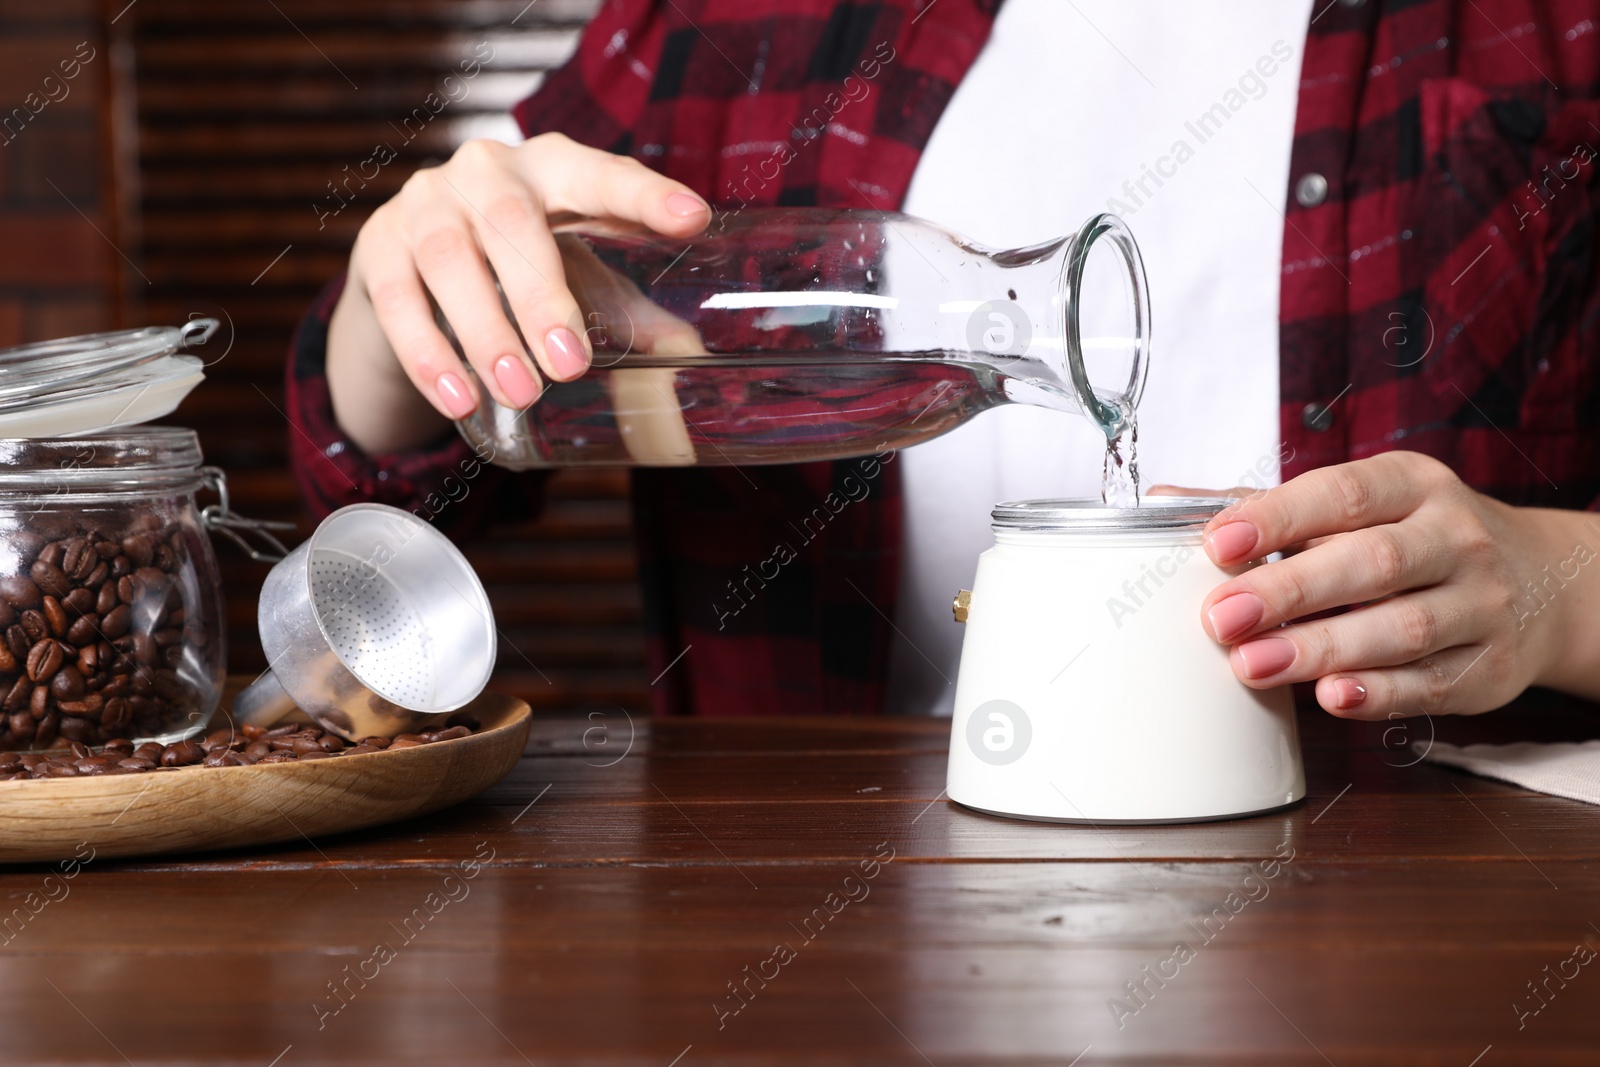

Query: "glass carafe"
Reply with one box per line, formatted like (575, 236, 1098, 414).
(447, 209, 1149, 469)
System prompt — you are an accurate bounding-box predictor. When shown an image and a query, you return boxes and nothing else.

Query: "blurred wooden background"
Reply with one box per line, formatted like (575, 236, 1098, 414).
(0, 0, 651, 714)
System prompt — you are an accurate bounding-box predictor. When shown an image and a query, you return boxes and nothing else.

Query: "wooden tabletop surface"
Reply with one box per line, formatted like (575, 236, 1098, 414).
(3, 697, 1599, 1065)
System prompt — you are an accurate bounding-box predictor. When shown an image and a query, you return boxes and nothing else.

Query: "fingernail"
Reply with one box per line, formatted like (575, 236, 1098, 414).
(667, 191, 710, 218)
(1206, 521, 1259, 563)
(544, 327, 590, 379)
(1207, 592, 1264, 643)
(493, 354, 540, 409)
(1332, 677, 1368, 710)
(435, 372, 476, 418)
(1233, 637, 1296, 680)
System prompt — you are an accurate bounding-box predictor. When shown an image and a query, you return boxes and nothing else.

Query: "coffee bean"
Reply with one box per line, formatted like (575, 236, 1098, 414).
(26, 640, 64, 683)
(84, 561, 109, 589)
(162, 740, 204, 766)
(62, 540, 95, 582)
(122, 534, 157, 568)
(28, 561, 71, 599)
(110, 555, 131, 579)
(19, 611, 47, 644)
(0, 577, 41, 610)
(57, 692, 102, 716)
(50, 669, 85, 702)
(41, 596, 67, 638)
(116, 575, 135, 605)
(29, 685, 49, 718)
(3, 626, 26, 665)
(3, 678, 30, 714)
(57, 716, 95, 743)
(36, 543, 63, 568)
(66, 615, 98, 646)
(62, 588, 94, 618)
(34, 712, 57, 747)
(6, 712, 32, 740)
(95, 580, 117, 616)
(101, 604, 131, 640)
(118, 757, 155, 771)
(101, 697, 131, 730)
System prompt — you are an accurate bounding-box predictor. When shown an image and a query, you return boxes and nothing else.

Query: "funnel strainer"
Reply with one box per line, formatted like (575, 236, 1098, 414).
(235, 504, 496, 739)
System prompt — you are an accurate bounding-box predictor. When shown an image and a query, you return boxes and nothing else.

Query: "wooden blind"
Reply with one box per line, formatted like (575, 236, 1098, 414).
(116, 0, 650, 713)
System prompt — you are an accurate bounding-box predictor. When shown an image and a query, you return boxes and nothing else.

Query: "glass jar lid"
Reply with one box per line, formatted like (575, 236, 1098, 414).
(992, 496, 1231, 532)
(0, 319, 215, 436)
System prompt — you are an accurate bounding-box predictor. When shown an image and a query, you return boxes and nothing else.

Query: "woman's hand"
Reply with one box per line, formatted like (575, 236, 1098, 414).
(326, 133, 711, 455)
(1170, 452, 1600, 718)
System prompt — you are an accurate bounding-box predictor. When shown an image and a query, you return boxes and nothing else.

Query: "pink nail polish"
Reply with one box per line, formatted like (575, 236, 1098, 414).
(493, 355, 540, 409)
(544, 327, 590, 379)
(1206, 521, 1259, 563)
(1233, 636, 1296, 680)
(1332, 677, 1368, 710)
(435, 372, 476, 418)
(1207, 592, 1264, 643)
(667, 191, 710, 218)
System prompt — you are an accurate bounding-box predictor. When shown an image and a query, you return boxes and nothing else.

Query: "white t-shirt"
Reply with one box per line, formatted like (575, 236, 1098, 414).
(886, 0, 1313, 716)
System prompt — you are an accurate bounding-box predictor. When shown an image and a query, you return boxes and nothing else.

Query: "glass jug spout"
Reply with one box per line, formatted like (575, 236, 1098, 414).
(447, 208, 1150, 469)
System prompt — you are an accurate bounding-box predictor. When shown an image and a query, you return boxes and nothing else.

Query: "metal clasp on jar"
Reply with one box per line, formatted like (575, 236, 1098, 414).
(199, 467, 296, 563)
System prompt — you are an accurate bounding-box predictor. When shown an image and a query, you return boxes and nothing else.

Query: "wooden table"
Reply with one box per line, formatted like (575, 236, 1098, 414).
(3, 699, 1599, 1065)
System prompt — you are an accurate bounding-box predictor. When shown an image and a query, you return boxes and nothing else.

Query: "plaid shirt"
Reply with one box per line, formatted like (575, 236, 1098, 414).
(289, 0, 1600, 716)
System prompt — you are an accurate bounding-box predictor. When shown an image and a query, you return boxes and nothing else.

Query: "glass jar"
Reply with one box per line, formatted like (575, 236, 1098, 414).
(447, 209, 1149, 469)
(0, 429, 226, 750)
(946, 498, 1303, 824)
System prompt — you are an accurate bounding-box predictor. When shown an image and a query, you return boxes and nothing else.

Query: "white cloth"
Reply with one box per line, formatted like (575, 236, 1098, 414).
(1420, 741, 1600, 806)
(887, 0, 1313, 715)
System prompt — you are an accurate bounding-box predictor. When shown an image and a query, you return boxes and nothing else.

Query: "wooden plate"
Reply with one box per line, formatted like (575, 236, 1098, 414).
(0, 690, 530, 865)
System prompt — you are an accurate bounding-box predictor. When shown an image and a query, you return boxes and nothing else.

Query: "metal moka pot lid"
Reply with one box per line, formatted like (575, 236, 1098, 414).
(992, 496, 1231, 532)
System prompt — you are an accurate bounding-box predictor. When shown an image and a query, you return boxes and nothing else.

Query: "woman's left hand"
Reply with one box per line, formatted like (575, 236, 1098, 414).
(1169, 451, 1600, 719)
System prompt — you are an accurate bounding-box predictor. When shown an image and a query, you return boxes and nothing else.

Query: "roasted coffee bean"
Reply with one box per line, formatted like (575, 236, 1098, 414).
(0, 642, 15, 674)
(101, 697, 131, 730)
(0, 602, 13, 629)
(76, 644, 98, 675)
(29, 685, 49, 719)
(66, 615, 98, 646)
(110, 555, 131, 579)
(116, 575, 135, 605)
(118, 757, 155, 771)
(84, 561, 109, 589)
(50, 670, 86, 702)
(162, 740, 204, 766)
(26, 639, 64, 683)
(3, 678, 30, 714)
(0, 576, 41, 610)
(19, 610, 47, 643)
(62, 540, 96, 582)
(122, 534, 156, 568)
(100, 604, 131, 640)
(28, 561, 71, 598)
(3, 626, 26, 665)
(69, 742, 92, 760)
(36, 543, 62, 568)
(57, 716, 95, 743)
(62, 587, 94, 618)
(57, 693, 102, 716)
(41, 596, 68, 638)
(131, 632, 157, 667)
(6, 712, 32, 740)
(153, 628, 182, 648)
(95, 580, 117, 616)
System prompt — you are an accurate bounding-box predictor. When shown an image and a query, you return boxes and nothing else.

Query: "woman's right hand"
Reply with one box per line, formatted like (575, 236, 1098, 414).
(325, 133, 712, 455)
